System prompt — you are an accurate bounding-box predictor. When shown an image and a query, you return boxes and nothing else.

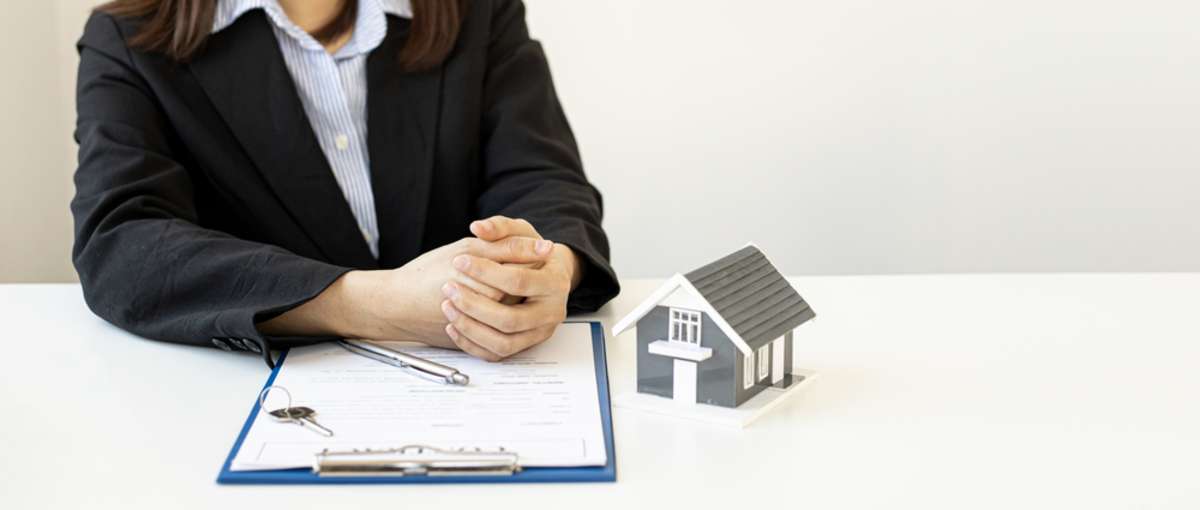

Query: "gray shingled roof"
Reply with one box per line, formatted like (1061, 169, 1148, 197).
(683, 246, 815, 349)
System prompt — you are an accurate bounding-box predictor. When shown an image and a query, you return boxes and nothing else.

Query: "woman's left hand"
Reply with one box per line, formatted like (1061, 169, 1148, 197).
(464, 216, 545, 305)
(439, 219, 583, 361)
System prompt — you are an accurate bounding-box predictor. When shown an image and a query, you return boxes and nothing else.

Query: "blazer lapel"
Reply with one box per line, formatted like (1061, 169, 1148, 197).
(367, 16, 442, 267)
(188, 11, 378, 269)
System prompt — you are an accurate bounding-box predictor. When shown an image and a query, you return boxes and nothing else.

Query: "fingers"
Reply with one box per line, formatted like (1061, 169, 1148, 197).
(444, 324, 503, 362)
(453, 274, 505, 302)
(470, 216, 541, 242)
(460, 236, 554, 264)
(441, 299, 555, 359)
(466, 219, 548, 272)
(442, 282, 547, 333)
(453, 254, 565, 298)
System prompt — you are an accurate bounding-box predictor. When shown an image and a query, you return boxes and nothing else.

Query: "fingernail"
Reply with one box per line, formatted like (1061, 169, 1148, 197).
(535, 240, 552, 255)
(453, 255, 470, 271)
(441, 300, 459, 321)
(445, 324, 459, 340)
(441, 282, 458, 299)
(478, 220, 493, 232)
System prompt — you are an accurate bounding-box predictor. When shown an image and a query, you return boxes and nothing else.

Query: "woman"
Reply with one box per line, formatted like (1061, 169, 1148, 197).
(72, 0, 619, 367)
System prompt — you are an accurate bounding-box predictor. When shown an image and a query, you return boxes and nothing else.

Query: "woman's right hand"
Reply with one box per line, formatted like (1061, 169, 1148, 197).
(258, 236, 554, 346)
(357, 237, 555, 347)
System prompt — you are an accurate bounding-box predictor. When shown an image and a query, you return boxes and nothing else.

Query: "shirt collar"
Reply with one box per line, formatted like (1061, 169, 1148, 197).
(212, 0, 412, 55)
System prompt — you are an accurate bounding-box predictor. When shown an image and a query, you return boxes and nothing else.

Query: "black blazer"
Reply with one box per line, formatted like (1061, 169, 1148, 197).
(71, 0, 619, 365)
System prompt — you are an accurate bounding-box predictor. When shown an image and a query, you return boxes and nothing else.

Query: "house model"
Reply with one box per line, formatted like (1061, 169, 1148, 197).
(612, 245, 816, 408)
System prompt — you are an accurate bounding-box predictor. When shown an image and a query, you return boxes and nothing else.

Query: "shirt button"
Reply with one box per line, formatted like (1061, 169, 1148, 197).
(361, 228, 371, 241)
(335, 134, 349, 150)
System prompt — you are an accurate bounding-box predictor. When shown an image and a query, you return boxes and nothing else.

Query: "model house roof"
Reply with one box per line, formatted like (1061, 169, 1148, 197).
(612, 244, 816, 356)
(684, 245, 815, 349)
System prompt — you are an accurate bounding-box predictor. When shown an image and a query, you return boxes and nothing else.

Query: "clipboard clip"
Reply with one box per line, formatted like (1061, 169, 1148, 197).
(313, 445, 521, 477)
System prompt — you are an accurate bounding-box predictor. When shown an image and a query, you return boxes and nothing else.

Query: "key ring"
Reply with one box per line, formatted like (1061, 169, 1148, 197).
(258, 385, 292, 415)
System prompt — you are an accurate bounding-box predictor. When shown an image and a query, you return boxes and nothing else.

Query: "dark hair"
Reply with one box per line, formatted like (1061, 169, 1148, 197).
(98, 0, 465, 70)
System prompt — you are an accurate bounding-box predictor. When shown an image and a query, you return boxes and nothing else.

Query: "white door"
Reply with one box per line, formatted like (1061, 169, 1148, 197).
(673, 359, 697, 403)
(770, 337, 784, 384)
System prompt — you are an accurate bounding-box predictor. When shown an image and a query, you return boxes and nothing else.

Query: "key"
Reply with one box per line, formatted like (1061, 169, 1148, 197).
(268, 406, 334, 437)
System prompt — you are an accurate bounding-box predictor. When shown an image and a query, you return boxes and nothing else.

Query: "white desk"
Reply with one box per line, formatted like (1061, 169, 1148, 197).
(3, 275, 1199, 509)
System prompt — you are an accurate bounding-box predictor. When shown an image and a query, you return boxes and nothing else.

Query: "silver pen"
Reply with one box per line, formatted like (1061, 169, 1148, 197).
(337, 340, 470, 386)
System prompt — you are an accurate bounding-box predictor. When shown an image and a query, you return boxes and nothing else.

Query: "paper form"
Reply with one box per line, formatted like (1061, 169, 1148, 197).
(229, 322, 607, 471)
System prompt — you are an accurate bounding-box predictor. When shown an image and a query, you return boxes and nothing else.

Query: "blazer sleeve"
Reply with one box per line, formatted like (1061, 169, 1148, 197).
(474, 0, 620, 313)
(72, 13, 350, 365)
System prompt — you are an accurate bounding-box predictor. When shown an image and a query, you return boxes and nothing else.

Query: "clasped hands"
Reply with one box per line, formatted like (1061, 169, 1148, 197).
(436, 216, 583, 361)
(371, 216, 585, 362)
(259, 216, 582, 360)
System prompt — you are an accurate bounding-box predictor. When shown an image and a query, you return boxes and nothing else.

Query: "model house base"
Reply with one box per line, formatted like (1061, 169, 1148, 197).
(614, 368, 817, 428)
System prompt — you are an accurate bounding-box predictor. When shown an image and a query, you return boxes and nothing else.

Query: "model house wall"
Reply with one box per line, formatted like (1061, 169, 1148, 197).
(636, 306, 737, 406)
(732, 330, 794, 406)
(636, 305, 794, 408)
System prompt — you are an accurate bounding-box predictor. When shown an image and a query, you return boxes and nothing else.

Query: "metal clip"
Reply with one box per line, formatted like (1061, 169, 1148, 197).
(313, 445, 521, 477)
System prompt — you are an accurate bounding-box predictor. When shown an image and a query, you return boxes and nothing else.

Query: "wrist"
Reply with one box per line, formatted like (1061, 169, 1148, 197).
(256, 269, 372, 338)
(555, 244, 585, 291)
(332, 269, 390, 339)
(339, 268, 443, 344)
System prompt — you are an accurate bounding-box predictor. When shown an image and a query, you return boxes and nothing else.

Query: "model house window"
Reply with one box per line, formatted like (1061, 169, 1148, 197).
(757, 345, 769, 380)
(669, 308, 701, 345)
(743, 354, 754, 389)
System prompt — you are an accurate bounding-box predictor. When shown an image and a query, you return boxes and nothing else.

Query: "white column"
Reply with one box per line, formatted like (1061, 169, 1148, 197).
(771, 337, 784, 384)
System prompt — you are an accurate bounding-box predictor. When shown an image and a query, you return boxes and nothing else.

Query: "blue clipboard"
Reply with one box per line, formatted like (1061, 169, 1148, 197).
(217, 321, 616, 484)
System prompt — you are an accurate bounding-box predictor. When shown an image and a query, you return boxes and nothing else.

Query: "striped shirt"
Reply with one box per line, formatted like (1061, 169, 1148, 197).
(213, 0, 412, 258)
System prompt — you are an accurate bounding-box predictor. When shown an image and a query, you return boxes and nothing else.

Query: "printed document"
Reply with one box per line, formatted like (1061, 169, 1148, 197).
(230, 322, 606, 471)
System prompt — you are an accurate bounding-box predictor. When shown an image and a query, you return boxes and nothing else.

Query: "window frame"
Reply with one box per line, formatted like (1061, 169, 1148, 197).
(757, 345, 769, 381)
(668, 307, 702, 346)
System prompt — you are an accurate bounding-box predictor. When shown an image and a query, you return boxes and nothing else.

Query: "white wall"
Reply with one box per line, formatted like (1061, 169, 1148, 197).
(0, 0, 80, 282)
(2, 0, 1198, 282)
(525, 0, 1200, 277)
